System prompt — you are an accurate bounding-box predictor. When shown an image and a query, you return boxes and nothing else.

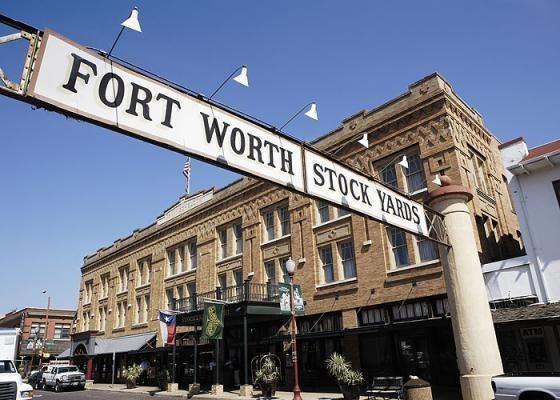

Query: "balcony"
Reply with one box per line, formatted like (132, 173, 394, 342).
(173, 282, 280, 313)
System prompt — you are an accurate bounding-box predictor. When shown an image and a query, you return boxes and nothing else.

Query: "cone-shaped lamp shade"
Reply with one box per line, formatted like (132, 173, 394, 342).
(304, 102, 318, 120)
(432, 174, 442, 186)
(398, 155, 409, 169)
(358, 133, 369, 148)
(233, 66, 249, 87)
(121, 7, 142, 32)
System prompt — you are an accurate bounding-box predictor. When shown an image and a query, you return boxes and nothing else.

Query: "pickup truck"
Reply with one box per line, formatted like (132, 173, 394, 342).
(42, 364, 86, 392)
(0, 359, 33, 399)
(492, 373, 560, 400)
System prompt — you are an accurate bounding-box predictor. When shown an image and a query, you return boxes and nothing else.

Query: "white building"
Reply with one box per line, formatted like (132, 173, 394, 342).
(483, 137, 560, 373)
(483, 137, 560, 304)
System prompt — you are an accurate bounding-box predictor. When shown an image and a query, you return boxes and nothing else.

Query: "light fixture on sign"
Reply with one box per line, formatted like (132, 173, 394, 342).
(304, 102, 318, 121)
(233, 66, 249, 87)
(121, 7, 142, 32)
(209, 65, 249, 99)
(107, 7, 142, 57)
(358, 133, 369, 148)
(397, 155, 409, 169)
(432, 174, 442, 186)
(280, 102, 319, 131)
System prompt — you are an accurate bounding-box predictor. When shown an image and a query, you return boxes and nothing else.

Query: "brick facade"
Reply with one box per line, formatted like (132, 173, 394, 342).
(75, 73, 522, 353)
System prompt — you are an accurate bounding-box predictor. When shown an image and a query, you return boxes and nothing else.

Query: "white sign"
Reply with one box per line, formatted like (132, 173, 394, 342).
(29, 30, 305, 192)
(305, 150, 428, 235)
(27, 30, 429, 237)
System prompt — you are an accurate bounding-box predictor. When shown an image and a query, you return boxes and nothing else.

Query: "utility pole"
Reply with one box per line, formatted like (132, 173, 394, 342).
(40, 292, 51, 364)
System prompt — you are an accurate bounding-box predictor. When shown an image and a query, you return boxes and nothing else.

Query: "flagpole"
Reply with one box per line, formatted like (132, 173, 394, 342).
(172, 337, 177, 385)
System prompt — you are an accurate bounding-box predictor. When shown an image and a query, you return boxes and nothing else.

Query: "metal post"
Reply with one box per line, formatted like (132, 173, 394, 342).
(172, 340, 177, 384)
(215, 339, 220, 385)
(243, 314, 248, 385)
(40, 296, 51, 363)
(290, 276, 302, 400)
(111, 352, 115, 387)
(193, 329, 198, 384)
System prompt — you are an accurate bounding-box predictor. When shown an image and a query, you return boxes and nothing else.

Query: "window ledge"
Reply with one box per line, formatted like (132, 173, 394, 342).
(135, 283, 151, 290)
(112, 327, 125, 333)
(132, 323, 148, 329)
(116, 290, 128, 296)
(312, 214, 351, 230)
(261, 234, 291, 247)
(316, 277, 357, 289)
(164, 269, 196, 281)
(387, 260, 440, 274)
(216, 254, 243, 265)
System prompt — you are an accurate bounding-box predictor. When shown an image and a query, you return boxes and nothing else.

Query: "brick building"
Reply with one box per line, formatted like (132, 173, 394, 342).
(0, 307, 75, 372)
(71, 73, 522, 390)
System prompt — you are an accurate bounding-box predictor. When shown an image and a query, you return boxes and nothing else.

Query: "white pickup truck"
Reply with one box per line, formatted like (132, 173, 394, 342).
(0, 359, 33, 399)
(492, 373, 560, 400)
(42, 364, 86, 392)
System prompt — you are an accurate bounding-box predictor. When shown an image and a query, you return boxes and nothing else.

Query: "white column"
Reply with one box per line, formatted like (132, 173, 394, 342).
(428, 177, 503, 400)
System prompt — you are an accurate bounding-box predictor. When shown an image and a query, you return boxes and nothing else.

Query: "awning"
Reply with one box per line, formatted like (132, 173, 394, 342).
(57, 348, 71, 358)
(492, 303, 560, 324)
(94, 332, 156, 355)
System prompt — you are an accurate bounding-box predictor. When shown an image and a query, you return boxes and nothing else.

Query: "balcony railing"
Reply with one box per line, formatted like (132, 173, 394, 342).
(173, 282, 280, 312)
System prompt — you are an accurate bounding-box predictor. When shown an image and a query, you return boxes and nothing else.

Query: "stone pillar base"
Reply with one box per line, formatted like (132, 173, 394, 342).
(85, 380, 94, 389)
(239, 384, 253, 396)
(167, 383, 179, 392)
(211, 384, 223, 395)
(406, 386, 432, 400)
(189, 383, 201, 395)
(460, 374, 496, 400)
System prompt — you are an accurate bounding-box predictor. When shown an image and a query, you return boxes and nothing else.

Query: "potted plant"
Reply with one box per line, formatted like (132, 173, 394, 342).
(157, 368, 170, 391)
(255, 357, 280, 398)
(325, 353, 364, 400)
(122, 364, 143, 389)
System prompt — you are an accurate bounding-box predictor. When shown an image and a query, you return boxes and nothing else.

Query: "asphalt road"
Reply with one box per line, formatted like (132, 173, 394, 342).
(34, 390, 163, 399)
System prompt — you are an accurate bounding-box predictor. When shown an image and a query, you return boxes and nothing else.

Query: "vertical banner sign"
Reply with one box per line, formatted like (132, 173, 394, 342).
(202, 302, 224, 340)
(278, 283, 304, 316)
(25, 29, 430, 238)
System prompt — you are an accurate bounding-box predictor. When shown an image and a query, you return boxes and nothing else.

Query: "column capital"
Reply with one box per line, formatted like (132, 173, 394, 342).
(425, 175, 473, 205)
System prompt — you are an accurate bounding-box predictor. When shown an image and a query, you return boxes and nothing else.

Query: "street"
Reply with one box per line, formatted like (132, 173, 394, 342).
(34, 390, 166, 400)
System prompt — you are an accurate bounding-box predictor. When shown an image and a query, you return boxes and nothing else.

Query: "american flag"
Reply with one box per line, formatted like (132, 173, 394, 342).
(183, 157, 191, 194)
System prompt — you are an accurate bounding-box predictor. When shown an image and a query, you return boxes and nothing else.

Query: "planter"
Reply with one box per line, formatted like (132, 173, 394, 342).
(260, 381, 277, 398)
(126, 380, 136, 389)
(340, 384, 360, 400)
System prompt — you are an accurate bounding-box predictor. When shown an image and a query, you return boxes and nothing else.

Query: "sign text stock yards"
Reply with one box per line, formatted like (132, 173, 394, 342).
(27, 30, 428, 236)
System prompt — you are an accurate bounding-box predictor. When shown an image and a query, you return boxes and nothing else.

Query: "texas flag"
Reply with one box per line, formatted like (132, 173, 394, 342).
(159, 311, 177, 345)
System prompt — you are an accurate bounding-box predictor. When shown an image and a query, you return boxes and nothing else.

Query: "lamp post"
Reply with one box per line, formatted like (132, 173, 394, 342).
(284, 257, 302, 400)
(29, 326, 40, 375)
(40, 290, 51, 363)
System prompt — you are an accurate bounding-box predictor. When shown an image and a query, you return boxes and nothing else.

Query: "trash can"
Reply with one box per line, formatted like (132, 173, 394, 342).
(404, 376, 432, 400)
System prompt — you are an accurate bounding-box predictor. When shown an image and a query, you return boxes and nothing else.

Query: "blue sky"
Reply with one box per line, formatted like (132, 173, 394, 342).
(1, 1, 558, 311)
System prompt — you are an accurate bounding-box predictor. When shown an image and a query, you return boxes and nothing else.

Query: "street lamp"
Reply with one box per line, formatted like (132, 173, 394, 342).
(29, 326, 40, 375)
(40, 290, 51, 363)
(284, 257, 302, 400)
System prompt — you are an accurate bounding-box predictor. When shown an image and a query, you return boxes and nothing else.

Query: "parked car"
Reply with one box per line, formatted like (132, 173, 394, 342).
(492, 373, 560, 400)
(0, 359, 34, 399)
(42, 364, 85, 392)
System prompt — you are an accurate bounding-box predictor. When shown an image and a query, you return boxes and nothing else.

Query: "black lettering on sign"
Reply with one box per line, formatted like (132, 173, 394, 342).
(313, 163, 325, 186)
(156, 93, 181, 128)
(200, 112, 229, 147)
(199, 113, 295, 176)
(62, 53, 98, 93)
(126, 82, 153, 121)
(98, 73, 125, 108)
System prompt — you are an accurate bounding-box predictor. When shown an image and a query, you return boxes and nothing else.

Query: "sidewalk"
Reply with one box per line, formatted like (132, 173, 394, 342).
(89, 383, 460, 399)
(89, 384, 345, 399)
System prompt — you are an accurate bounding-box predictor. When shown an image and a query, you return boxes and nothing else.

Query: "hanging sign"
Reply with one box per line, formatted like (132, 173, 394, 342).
(202, 302, 224, 340)
(278, 283, 304, 315)
(24, 29, 429, 238)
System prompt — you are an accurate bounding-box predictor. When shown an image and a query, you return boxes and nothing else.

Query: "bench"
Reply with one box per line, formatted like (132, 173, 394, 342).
(366, 376, 404, 400)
